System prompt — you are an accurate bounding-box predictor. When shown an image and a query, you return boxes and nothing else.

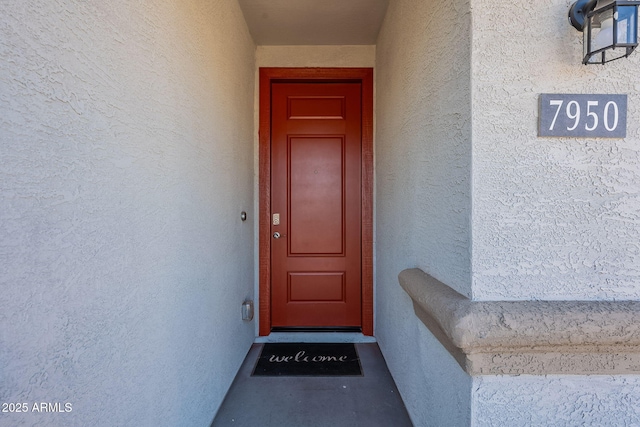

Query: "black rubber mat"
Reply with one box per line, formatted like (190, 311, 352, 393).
(252, 343, 362, 376)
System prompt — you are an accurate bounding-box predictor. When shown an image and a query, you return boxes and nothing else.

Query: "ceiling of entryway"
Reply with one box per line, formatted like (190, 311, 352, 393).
(237, 0, 389, 45)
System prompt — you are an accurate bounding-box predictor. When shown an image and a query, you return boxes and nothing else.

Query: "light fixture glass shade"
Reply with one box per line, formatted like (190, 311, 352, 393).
(591, 10, 614, 51)
(618, 6, 639, 42)
(583, 1, 640, 64)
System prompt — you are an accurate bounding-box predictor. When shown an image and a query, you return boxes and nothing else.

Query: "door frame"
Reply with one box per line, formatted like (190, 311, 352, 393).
(259, 67, 374, 336)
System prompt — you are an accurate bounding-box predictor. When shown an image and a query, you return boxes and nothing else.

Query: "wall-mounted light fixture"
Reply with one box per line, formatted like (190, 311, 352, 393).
(241, 299, 254, 321)
(569, 0, 639, 64)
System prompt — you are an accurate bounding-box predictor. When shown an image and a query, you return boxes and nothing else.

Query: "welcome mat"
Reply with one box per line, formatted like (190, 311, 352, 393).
(252, 343, 362, 376)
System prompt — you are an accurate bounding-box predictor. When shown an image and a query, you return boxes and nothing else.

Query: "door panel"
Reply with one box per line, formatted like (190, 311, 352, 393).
(289, 136, 344, 255)
(288, 272, 345, 302)
(271, 82, 362, 328)
(288, 96, 345, 119)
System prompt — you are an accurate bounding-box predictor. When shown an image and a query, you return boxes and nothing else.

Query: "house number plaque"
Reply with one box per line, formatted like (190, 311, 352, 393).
(539, 94, 627, 138)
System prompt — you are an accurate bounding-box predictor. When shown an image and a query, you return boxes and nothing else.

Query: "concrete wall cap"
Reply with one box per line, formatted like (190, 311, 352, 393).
(399, 268, 640, 374)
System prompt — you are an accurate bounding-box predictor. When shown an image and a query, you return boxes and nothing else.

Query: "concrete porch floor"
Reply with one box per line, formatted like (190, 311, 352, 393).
(211, 343, 413, 427)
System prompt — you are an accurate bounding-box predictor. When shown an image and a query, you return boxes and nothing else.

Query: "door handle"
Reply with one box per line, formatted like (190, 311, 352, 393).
(273, 232, 281, 239)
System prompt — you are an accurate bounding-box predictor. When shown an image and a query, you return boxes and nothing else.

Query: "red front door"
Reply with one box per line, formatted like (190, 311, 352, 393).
(270, 82, 362, 328)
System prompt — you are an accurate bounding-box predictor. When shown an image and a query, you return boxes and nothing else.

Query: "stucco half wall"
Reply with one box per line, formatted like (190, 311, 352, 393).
(400, 268, 640, 424)
(401, 268, 640, 375)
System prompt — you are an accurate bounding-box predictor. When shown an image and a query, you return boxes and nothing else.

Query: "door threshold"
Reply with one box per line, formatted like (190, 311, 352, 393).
(271, 326, 362, 333)
(255, 332, 376, 344)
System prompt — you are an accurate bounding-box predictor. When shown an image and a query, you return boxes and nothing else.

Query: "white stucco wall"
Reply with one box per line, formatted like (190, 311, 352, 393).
(376, 2, 472, 298)
(375, 0, 473, 425)
(471, 0, 640, 301)
(473, 376, 640, 426)
(256, 45, 376, 68)
(468, 0, 640, 425)
(0, 1, 255, 426)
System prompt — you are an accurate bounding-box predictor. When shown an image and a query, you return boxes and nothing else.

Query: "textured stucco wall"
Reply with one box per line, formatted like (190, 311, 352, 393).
(376, 2, 472, 298)
(468, 0, 640, 425)
(473, 376, 640, 427)
(375, 0, 472, 425)
(256, 45, 376, 68)
(0, 1, 255, 426)
(471, 0, 640, 301)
